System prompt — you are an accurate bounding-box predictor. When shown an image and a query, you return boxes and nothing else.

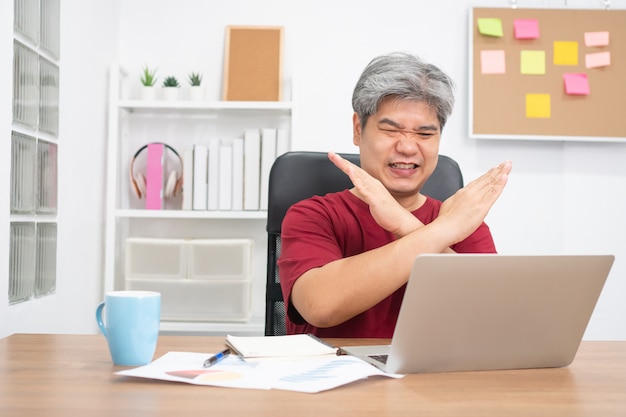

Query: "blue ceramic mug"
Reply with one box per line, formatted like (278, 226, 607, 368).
(96, 290, 161, 366)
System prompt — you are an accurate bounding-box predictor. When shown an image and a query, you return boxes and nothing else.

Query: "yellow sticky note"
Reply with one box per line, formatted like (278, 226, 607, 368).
(477, 18, 503, 37)
(553, 41, 578, 66)
(520, 50, 546, 75)
(526, 94, 551, 118)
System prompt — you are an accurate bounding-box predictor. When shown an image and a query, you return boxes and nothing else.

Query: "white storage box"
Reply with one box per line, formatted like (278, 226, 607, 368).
(126, 278, 252, 322)
(187, 238, 253, 280)
(125, 238, 187, 280)
(125, 237, 254, 322)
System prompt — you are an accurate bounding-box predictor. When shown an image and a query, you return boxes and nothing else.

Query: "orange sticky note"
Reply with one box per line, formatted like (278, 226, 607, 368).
(553, 41, 578, 66)
(563, 73, 590, 95)
(526, 94, 551, 118)
(514, 19, 540, 39)
(584, 31, 609, 47)
(586, 51, 611, 68)
(481, 50, 506, 74)
(520, 50, 545, 75)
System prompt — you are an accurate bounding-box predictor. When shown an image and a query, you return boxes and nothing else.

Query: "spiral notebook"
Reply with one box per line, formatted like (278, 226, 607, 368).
(225, 334, 337, 361)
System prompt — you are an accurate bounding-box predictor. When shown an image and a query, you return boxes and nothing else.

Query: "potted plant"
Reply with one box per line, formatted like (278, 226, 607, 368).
(162, 75, 180, 100)
(140, 66, 158, 100)
(187, 71, 204, 101)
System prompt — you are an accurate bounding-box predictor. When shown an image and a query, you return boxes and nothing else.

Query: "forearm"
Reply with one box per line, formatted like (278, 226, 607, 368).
(393, 209, 455, 253)
(291, 222, 452, 328)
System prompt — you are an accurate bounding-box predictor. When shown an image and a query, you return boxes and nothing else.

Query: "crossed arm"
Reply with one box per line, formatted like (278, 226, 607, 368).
(290, 152, 513, 328)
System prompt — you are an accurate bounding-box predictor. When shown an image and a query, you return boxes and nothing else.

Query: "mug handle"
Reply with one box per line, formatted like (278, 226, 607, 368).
(96, 302, 107, 337)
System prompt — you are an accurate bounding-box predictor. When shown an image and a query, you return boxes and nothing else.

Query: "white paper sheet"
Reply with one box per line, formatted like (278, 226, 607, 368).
(116, 351, 403, 393)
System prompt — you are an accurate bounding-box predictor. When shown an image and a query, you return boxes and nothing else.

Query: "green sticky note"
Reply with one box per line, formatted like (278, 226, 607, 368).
(554, 41, 579, 66)
(477, 18, 504, 37)
(526, 94, 551, 118)
(520, 50, 546, 75)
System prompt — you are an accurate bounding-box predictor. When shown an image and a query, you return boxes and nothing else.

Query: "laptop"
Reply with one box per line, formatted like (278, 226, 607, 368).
(339, 254, 614, 374)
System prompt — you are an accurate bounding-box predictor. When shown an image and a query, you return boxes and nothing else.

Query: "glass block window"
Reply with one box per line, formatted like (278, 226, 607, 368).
(13, 40, 39, 129)
(9, 223, 36, 304)
(10, 0, 60, 304)
(14, 0, 40, 43)
(40, 0, 60, 58)
(39, 57, 59, 135)
(35, 223, 57, 297)
(36, 140, 58, 214)
(11, 132, 37, 214)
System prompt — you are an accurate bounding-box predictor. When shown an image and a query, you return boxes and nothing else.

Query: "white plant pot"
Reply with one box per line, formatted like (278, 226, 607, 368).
(189, 86, 205, 101)
(162, 87, 180, 101)
(140, 86, 157, 100)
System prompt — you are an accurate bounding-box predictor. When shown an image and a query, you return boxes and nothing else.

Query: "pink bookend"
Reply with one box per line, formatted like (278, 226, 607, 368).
(145, 143, 165, 209)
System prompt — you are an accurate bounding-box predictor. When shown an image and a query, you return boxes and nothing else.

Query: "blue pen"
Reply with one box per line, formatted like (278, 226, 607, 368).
(203, 348, 231, 368)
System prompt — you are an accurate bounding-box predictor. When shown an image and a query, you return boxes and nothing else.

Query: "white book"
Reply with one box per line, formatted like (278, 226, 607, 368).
(181, 148, 194, 210)
(259, 128, 277, 211)
(232, 137, 244, 211)
(218, 143, 233, 211)
(192, 144, 208, 210)
(243, 129, 261, 211)
(207, 137, 220, 211)
(276, 128, 290, 158)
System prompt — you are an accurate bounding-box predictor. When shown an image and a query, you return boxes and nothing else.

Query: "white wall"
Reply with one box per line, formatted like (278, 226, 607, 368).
(2, 0, 624, 339)
(51, 0, 119, 333)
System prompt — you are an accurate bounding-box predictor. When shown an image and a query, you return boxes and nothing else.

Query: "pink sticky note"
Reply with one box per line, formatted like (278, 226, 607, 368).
(514, 19, 540, 39)
(584, 31, 609, 47)
(586, 51, 611, 68)
(563, 73, 590, 95)
(480, 50, 506, 74)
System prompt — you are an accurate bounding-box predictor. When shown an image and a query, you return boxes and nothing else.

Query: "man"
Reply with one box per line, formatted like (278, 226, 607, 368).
(278, 52, 512, 338)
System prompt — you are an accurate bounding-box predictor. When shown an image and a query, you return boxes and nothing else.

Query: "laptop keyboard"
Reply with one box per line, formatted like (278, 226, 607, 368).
(368, 354, 388, 364)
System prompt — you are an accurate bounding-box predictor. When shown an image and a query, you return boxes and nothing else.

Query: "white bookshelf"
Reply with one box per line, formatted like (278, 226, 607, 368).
(103, 64, 294, 335)
(115, 209, 267, 220)
(118, 100, 293, 111)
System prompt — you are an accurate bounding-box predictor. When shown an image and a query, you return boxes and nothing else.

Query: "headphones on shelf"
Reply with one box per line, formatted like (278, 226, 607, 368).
(129, 143, 184, 200)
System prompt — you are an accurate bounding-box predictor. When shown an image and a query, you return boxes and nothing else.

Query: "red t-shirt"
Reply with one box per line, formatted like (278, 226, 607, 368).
(278, 190, 496, 338)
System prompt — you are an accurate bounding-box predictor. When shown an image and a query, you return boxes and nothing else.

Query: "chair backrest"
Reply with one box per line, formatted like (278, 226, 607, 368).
(265, 151, 464, 336)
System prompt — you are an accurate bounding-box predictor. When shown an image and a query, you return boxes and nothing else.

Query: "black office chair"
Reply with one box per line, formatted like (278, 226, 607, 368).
(264, 151, 464, 336)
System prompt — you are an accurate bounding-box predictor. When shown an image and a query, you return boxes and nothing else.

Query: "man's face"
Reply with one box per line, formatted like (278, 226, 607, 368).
(353, 98, 441, 205)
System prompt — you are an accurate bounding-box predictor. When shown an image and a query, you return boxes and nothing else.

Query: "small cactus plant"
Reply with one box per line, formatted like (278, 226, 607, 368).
(140, 66, 158, 86)
(187, 72, 203, 86)
(162, 76, 180, 88)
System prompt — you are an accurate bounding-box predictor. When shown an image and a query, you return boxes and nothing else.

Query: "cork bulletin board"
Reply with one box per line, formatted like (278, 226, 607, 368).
(470, 7, 626, 141)
(222, 26, 283, 101)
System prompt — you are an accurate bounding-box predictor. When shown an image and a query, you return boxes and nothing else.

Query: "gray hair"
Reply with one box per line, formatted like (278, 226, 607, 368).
(351, 52, 455, 130)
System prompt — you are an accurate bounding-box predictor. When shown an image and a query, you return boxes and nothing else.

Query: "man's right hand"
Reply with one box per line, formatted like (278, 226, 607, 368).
(435, 160, 512, 245)
(328, 151, 423, 238)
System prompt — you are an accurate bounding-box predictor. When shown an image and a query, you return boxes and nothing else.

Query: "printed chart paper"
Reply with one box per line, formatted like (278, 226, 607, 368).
(117, 351, 403, 393)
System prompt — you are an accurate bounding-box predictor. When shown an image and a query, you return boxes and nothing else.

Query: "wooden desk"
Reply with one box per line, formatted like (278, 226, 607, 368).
(1, 334, 625, 417)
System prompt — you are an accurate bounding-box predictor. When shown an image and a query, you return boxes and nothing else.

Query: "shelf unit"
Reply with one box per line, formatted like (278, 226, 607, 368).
(103, 65, 294, 335)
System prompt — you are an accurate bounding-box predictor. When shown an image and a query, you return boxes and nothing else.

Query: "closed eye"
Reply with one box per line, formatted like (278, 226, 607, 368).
(378, 127, 437, 139)
(380, 128, 401, 135)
